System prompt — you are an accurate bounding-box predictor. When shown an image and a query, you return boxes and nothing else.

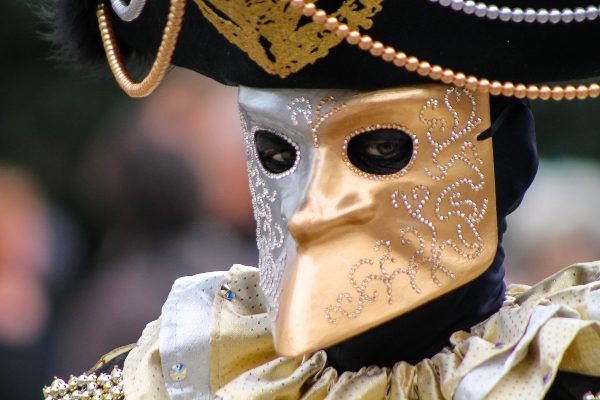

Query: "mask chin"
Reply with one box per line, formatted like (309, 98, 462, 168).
(240, 85, 499, 358)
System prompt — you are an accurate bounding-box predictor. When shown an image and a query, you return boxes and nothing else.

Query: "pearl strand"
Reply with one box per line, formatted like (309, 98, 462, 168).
(289, 0, 600, 101)
(97, 0, 186, 98)
(429, 0, 600, 24)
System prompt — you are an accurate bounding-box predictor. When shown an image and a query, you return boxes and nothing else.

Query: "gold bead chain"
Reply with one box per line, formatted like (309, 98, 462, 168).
(97, 0, 186, 98)
(289, 0, 600, 101)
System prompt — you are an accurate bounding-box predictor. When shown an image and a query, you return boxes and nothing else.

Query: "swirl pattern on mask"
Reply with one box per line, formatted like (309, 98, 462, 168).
(418, 88, 487, 265)
(325, 88, 489, 323)
(287, 95, 346, 147)
(240, 113, 285, 319)
(325, 239, 422, 324)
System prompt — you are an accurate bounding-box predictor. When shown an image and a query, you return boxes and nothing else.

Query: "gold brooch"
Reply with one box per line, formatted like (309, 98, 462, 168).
(42, 366, 124, 400)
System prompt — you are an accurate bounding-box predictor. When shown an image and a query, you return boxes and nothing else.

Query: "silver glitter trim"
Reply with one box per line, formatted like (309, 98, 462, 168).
(251, 126, 301, 180)
(240, 113, 285, 318)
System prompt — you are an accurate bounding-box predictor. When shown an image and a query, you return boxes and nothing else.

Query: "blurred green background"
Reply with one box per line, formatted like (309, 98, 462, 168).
(1, 1, 128, 203)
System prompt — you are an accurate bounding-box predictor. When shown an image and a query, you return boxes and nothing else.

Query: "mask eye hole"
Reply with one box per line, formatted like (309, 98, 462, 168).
(346, 127, 414, 175)
(254, 129, 299, 176)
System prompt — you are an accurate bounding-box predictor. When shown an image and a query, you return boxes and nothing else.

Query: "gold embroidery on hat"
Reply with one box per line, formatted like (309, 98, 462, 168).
(192, 0, 383, 77)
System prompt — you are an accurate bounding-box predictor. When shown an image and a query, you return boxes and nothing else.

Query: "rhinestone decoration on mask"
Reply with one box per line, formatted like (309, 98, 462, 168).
(287, 95, 346, 147)
(342, 123, 419, 181)
(240, 113, 285, 318)
(252, 126, 301, 179)
(325, 88, 488, 323)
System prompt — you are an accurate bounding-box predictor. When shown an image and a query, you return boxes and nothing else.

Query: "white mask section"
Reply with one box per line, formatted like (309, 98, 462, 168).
(238, 88, 356, 321)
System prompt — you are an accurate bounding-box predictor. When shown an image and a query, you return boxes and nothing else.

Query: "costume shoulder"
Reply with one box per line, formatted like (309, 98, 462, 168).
(44, 264, 600, 400)
(43, 265, 264, 400)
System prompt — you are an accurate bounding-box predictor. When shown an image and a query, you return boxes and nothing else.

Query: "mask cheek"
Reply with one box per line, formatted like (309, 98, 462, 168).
(241, 130, 288, 319)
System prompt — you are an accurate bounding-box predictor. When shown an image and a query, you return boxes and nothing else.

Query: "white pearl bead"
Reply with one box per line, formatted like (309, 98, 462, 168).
(586, 5, 599, 20)
(499, 6, 512, 21)
(574, 8, 587, 22)
(430, 0, 600, 24)
(463, 0, 476, 14)
(511, 8, 524, 22)
(451, 0, 464, 11)
(486, 5, 499, 19)
(560, 9, 574, 23)
(536, 9, 550, 23)
(474, 3, 487, 17)
(549, 9, 561, 23)
(524, 8, 536, 23)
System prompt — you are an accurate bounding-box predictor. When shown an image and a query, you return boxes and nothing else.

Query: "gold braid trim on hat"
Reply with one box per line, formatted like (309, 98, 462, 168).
(97, 0, 186, 98)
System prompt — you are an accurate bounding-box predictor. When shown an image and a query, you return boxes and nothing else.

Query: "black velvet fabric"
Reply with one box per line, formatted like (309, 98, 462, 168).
(546, 371, 600, 400)
(51, 0, 600, 88)
(325, 97, 538, 371)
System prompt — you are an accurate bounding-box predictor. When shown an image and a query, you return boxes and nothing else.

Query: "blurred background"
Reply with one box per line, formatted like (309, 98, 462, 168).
(1, 1, 600, 399)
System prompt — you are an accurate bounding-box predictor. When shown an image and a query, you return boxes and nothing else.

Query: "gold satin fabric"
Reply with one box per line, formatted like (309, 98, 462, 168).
(120, 263, 600, 399)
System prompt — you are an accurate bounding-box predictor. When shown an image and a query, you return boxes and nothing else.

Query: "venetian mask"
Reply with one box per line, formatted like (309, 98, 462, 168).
(238, 85, 498, 356)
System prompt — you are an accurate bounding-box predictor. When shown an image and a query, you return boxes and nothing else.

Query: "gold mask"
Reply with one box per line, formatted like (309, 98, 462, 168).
(238, 85, 497, 356)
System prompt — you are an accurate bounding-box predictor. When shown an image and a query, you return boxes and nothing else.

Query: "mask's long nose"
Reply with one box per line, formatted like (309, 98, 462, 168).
(287, 150, 377, 245)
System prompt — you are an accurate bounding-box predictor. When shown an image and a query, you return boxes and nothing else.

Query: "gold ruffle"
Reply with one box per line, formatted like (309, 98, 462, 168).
(122, 263, 600, 399)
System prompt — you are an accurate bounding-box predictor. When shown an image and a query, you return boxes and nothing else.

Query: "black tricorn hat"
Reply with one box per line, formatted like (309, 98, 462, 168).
(50, 0, 600, 97)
